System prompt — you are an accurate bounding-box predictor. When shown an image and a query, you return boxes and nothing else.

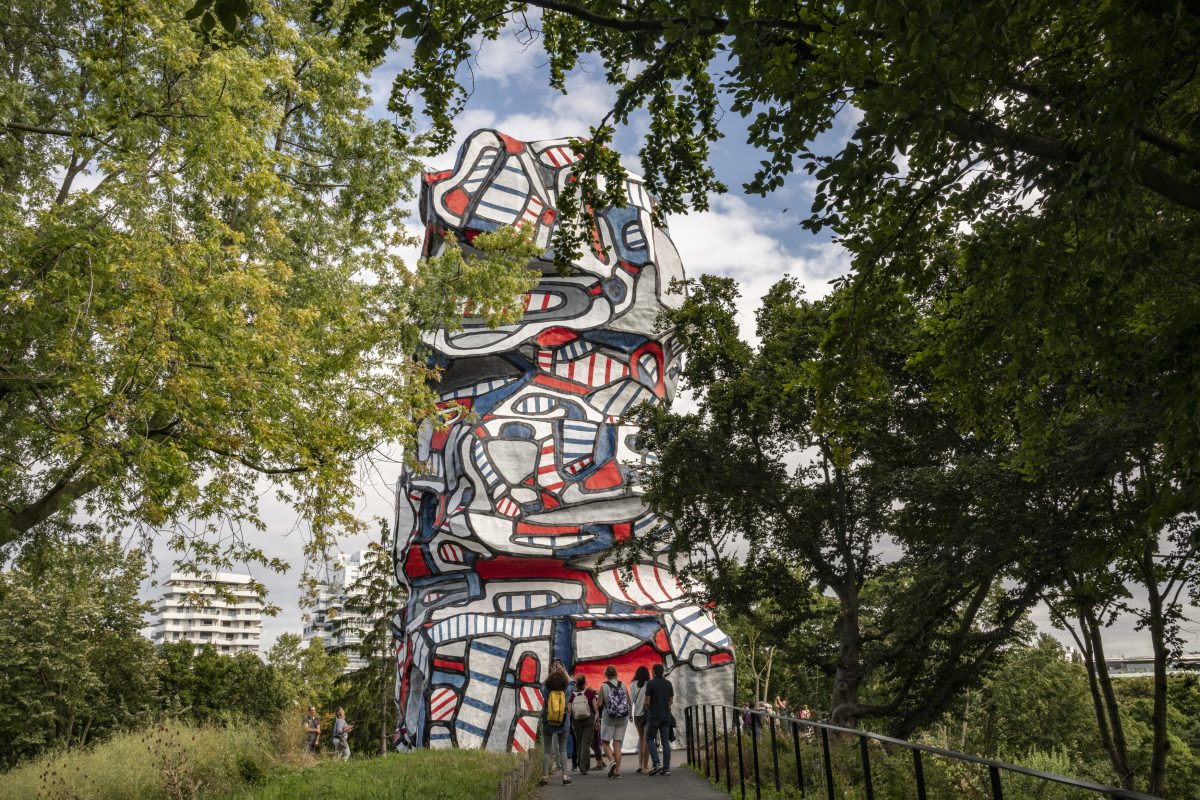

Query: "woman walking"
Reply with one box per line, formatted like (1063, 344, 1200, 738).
(631, 666, 651, 773)
(539, 660, 572, 785)
(569, 674, 598, 774)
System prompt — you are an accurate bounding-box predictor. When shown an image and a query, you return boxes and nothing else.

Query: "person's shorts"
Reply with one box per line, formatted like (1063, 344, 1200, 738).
(600, 715, 628, 742)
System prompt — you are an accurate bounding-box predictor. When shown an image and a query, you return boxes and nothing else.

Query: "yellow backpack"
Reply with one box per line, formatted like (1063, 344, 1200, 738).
(546, 689, 566, 725)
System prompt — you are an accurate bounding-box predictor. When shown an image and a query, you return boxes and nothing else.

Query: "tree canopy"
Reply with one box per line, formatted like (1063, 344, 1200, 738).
(0, 536, 157, 766)
(0, 0, 539, 562)
(320, 0, 1200, 499)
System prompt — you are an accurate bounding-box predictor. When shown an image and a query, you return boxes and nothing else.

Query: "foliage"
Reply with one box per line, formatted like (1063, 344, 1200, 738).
(157, 643, 291, 726)
(0, 0, 539, 565)
(0, 536, 158, 767)
(925, 638, 1200, 797)
(916, 211, 1200, 793)
(219, 748, 522, 800)
(721, 605, 830, 712)
(697, 647, 1200, 800)
(0, 715, 521, 799)
(327, 0, 1200, 384)
(633, 274, 1050, 734)
(266, 634, 347, 714)
(335, 521, 405, 757)
(0, 716, 298, 800)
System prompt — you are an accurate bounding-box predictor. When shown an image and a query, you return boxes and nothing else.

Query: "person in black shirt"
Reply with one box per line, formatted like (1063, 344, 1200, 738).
(643, 662, 674, 775)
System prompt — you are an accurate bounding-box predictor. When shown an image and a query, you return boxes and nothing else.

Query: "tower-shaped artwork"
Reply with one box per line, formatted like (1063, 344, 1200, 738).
(393, 130, 733, 752)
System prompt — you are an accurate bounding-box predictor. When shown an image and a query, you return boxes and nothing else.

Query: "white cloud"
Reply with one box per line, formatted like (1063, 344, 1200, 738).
(668, 195, 849, 344)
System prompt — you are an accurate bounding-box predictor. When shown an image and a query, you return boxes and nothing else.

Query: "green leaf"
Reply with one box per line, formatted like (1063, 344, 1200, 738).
(183, 0, 212, 21)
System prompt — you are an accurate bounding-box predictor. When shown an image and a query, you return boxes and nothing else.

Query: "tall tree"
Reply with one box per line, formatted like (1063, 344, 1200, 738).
(916, 212, 1200, 796)
(338, 521, 405, 755)
(327, 1, 1200, 283)
(632, 275, 1045, 733)
(0, 537, 158, 766)
(0, 0, 538, 561)
(266, 633, 347, 714)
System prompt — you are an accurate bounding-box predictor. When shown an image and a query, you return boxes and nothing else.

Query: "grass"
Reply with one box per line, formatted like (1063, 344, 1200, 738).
(0, 716, 301, 800)
(0, 712, 527, 800)
(220, 748, 523, 800)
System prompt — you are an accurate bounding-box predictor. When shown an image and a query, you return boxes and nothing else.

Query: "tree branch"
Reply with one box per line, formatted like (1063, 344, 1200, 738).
(203, 446, 309, 475)
(521, 0, 821, 35)
(4, 120, 76, 138)
(0, 461, 101, 548)
(944, 115, 1200, 213)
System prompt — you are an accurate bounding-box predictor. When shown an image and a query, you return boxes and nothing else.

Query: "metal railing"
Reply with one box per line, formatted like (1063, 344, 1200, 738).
(684, 704, 1163, 800)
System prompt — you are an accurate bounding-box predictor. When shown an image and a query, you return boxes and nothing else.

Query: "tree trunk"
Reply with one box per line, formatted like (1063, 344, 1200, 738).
(1080, 608, 1134, 788)
(829, 590, 861, 727)
(762, 646, 774, 706)
(1140, 545, 1170, 797)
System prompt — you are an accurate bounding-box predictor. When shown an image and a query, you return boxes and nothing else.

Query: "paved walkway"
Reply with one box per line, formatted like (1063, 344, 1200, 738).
(535, 763, 727, 800)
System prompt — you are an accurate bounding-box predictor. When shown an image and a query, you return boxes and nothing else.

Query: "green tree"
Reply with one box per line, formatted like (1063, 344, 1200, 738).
(0, 0, 538, 561)
(0, 537, 158, 766)
(266, 633, 347, 715)
(632, 275, 1046, 734)
(160, 642, 292, 724)
(337, 522, 406, 756)
(915, 215, 1200, 794)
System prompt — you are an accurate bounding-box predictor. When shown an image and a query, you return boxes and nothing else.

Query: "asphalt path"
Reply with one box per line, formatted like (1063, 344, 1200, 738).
(534, 762, 727, 800)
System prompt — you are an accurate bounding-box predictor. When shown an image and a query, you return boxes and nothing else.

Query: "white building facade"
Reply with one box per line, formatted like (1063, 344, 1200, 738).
(303, 551, 372, 673)
(150, 572, 264, 656)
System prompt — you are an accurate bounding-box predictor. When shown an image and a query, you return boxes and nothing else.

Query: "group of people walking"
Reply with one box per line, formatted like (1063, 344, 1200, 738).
(539, 660, 676, 785)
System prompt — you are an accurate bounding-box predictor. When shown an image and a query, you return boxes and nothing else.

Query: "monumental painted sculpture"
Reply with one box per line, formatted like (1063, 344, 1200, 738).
(393, 130, 733, 752)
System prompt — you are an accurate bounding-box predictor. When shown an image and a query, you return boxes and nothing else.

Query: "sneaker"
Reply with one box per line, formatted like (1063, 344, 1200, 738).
(539, 777, 549, 786)
(661, 770, 671, 776)
(607, 762, 617, 778)
(649, 766, 662, 775)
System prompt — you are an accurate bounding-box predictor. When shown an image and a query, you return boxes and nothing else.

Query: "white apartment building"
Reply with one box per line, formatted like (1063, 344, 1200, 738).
(150, 572, 264, 656)
(303, 551, 372, 673)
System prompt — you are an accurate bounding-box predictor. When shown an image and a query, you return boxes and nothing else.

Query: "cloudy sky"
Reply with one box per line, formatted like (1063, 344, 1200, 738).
(143, 16, 1191, 660)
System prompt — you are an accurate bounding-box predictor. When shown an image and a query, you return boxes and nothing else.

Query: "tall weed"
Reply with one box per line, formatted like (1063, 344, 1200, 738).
(0, 713, 306, 800)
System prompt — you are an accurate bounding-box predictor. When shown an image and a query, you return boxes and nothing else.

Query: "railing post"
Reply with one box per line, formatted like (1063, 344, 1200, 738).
(713, 705, 721, 785)
(704, 704, 711, 778)
(723, 706, 732, 793)
(769, 714, 781, 791)
(736, 708, 747, 800)
(750, 711, 762, 800)
(989, 765, 1004, 800)
(913, 749, 927, 800)
(821, 727, 835, 800)
(792, 719, 804, 796)
(685, 707, 693, 766)
(858, 736, 874, 800)
(688, 707, 695, 767)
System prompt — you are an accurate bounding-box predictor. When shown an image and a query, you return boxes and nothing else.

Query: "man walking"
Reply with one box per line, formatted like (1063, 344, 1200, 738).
(302, 706, 321, 754)
(644, 663, 674, 776)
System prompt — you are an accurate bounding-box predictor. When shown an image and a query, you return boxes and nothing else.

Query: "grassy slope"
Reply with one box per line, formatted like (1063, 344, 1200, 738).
(0, 719, 287, 800)
(222, 749, 521, 800)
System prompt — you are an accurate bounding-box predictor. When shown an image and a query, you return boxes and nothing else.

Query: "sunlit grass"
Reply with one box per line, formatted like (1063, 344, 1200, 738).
(222, 748, 521, 800)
